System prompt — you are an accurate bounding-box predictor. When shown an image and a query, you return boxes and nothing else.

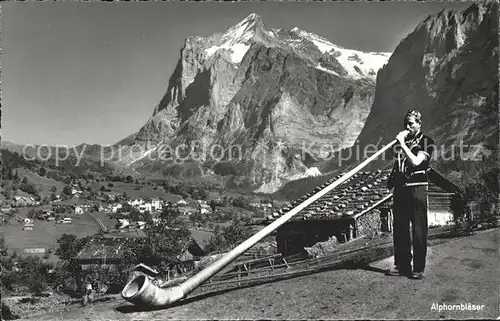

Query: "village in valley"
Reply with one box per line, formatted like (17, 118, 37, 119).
(0, 170, 283, 250)
(0, 161, 292, 317)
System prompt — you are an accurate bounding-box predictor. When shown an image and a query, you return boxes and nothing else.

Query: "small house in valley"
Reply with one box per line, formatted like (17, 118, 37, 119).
(76, 236, 134, 268)
(127, 263, 160, 283)
(74, 205, 84, 215)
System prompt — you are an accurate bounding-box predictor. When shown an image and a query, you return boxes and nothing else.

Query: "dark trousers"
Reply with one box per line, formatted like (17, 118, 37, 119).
(392, 185, 429, 272)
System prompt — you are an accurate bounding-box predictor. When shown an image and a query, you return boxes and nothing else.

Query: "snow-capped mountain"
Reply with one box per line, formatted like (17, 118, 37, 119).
(202, 13, 391, 79)
(115, 13, 392, 193)
(204, 13, 266, 64)
(303, 167, 322, 178)
(289, 27, 391, 78)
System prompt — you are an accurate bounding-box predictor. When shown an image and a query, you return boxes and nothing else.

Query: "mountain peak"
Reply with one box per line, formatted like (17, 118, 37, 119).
(203, 12, 391, 75)
(204, 13, 269, 63)
(222, 12, 267, 44)
(242, 12, 262, 23)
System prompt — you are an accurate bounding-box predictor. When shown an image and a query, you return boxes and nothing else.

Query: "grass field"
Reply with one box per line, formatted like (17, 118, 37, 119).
(81, 180, 184, 201)
(17, 168, 66, 198)
(3, 211, 101, 263)
(147, 174, 267, 203)
(109, 181, 182, 200)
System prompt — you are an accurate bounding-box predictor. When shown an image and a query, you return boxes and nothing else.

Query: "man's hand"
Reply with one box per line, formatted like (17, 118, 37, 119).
(396, 130, 409, 144)
(395, 130, 425, 166)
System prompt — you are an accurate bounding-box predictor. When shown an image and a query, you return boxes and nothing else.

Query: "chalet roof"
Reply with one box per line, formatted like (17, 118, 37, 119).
(76, 236, 135, 261)
(247, 240, 277, 255)
(270, 168, 461, 222)
(427, 168, 464, 195)
(178, 249, 195, 262)
(189, 229, 214, 252)
(12, 196, 34, 202)
(128, 263, 159, 276)
(76, 229, 215, 261)
(282, 169, 392, 221)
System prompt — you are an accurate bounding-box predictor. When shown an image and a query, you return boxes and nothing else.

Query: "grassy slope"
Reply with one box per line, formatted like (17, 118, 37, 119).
(104, 181, 182, 200)
(3, 210, 101, 263)
(17, 168, 66, 197)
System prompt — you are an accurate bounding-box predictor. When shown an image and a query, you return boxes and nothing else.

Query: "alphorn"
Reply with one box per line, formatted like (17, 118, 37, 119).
(121, 139, 398, 307)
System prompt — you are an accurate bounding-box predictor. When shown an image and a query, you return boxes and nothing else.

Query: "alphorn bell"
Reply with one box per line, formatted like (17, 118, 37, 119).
(121, 139, 398, 307)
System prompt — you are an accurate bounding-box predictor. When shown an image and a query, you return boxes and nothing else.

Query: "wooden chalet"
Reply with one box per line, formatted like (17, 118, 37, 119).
(273, 168, 465, 256)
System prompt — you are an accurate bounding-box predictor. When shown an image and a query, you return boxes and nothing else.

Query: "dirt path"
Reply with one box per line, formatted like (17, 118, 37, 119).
(23, 228, 499, 320)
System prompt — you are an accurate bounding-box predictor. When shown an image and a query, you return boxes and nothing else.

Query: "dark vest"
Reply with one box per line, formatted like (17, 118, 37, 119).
(388, 132, 435, 188)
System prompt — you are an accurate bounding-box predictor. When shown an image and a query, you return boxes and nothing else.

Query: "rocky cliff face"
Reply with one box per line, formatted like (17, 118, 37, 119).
(364, 3, 498, 154)
(126, 13, 391, 192)
(316, 3, 498, 176)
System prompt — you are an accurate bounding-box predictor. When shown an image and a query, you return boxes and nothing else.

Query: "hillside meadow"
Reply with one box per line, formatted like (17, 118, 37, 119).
(2, 210, 101, 263)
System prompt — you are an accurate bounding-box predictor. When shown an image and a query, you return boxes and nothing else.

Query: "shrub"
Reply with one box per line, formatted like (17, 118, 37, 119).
(20, 180, 39, 196)
(39, 167, 47, 177)
(1, 271, 18, 291)
(232, 196, 251, 209)
(47, 171, 63, 182)
(464, 167, 499, 217)
(30, 279, 47, 296)
(2, 301, 19, 320)
(63, 185, 73, 195)
(205, 218, 253, 253)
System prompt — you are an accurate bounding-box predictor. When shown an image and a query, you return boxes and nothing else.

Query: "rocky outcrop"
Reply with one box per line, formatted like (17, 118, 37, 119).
(125, 13, 391, 192)
(316, 3, 498, 175)
(359, 3, 498, 160)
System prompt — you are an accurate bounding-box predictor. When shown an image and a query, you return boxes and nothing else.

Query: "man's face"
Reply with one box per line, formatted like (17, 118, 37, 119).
(404, 116, 421, 135)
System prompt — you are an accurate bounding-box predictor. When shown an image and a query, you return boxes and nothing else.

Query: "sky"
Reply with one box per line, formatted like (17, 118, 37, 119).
(2, 1, 472, 146)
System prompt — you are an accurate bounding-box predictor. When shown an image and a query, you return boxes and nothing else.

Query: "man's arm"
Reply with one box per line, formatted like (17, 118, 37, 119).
(399, 144, 427, 166)
(395, 131, 428, 167)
